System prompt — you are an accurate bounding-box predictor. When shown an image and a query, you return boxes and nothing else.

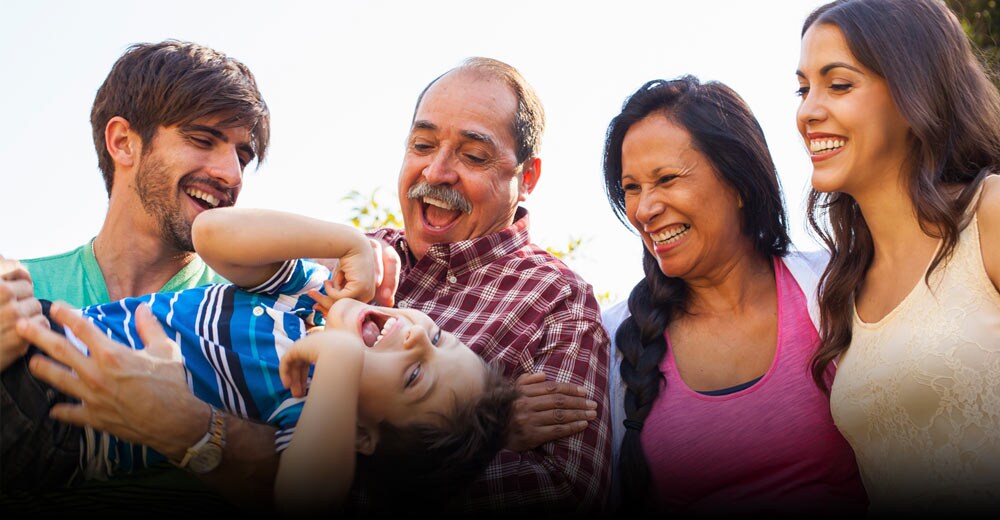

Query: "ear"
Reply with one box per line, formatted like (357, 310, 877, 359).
(355, 423, 379, 456)
(105, 116, 139, 169)
(517, 157, 542, 202)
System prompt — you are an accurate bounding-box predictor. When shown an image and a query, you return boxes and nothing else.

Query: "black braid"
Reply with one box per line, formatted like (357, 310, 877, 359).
(617, 249, 688, 512)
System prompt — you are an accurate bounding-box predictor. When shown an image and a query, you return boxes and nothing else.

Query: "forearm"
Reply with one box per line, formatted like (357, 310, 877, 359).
(192, 208, 370, 287)
(276, 334, 363, 513)
(200, 415, 281, 508)
(144, 394, 282, 509)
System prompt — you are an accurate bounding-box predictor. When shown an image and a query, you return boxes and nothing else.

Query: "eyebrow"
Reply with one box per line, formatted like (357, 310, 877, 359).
(412, 120, 496, 148)
(796, 61, 864, 78)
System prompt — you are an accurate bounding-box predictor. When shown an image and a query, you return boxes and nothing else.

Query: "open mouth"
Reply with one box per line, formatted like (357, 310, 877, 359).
(809, 138, 845, 156)
(184, 186, 231, 210)
(359, 311, 398, 348)
(421, 197, 463, 229)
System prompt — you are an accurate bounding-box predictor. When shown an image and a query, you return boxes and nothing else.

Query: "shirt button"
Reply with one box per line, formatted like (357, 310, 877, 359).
(253, 306, 265, 316)
(447, 274, 457, 283)
(398, 301, 409, 309)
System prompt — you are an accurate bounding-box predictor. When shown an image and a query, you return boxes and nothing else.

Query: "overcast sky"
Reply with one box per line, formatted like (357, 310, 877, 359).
(1, 0, 829, 305)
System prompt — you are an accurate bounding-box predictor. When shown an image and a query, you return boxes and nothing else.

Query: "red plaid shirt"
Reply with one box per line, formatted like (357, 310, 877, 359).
(367, 207, 611, 513)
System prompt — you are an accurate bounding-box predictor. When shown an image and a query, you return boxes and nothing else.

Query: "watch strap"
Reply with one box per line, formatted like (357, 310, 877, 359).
(171, 405, 226, 469)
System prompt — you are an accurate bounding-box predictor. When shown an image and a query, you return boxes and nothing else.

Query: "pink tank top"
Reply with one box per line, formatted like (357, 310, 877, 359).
(640, 257, 867, 514)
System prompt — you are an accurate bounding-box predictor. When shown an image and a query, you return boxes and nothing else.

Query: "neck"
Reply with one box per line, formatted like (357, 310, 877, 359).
(93, 201, 195, 301)
(684, 250, 774, 317)
(854, 183, 939, 266)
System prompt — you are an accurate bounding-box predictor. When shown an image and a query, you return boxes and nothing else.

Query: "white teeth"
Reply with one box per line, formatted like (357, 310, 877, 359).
(424, 197, 455, 210)
(185, 188, 220, 208)
(374, 317, 397, 346)
(810, 139, 845, 154)
(650, 224, 690, 244)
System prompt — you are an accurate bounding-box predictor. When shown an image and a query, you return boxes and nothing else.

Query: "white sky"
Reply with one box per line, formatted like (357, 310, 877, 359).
(1, 0, 828, 306)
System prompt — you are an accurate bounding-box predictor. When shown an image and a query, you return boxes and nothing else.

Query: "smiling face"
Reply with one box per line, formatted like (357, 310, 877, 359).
(323, 298, 487, 429)
(620, 114, 749, 281)
(795, 23, 912, 199)
(397, 70, 538, 260)
(133, 115, 254, 251)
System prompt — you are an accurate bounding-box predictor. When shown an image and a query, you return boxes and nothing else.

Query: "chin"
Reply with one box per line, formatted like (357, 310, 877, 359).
(810, 171, 845, 194)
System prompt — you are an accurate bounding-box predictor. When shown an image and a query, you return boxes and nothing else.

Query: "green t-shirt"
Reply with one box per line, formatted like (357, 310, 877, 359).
(7, 238, 236, 513)
(23, 238, 226, 307)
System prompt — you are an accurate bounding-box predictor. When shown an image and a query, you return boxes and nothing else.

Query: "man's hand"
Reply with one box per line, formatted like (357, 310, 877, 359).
(0, 256, 45, 371)
(17, 301, 210, 460)
(369, 238, 400, 307)
(505, 372, 598, 452)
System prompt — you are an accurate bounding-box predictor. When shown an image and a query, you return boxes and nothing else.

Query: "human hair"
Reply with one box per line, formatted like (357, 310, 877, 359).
(356, 361, 518, 511)
(91, 39, 271, 196)
(602, 75, 790, 511)
(804, 0, 1000, 390)
(412, 56, 545, 164)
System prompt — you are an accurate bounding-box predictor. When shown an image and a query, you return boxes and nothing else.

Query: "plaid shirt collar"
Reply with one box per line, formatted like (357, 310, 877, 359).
(396, 206, 531, 278)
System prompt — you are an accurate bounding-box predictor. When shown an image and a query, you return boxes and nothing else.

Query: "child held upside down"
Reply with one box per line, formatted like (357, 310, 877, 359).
(1, 207, 519, 513)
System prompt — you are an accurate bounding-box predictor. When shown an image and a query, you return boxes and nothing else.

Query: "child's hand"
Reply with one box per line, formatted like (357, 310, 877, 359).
(279, 330, 364, 398)
(308, 278, 343, 317)
(325, 239, 378, 305)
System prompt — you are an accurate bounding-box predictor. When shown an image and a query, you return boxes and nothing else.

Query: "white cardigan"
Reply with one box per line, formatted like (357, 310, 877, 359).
(601, 249, 829, 508)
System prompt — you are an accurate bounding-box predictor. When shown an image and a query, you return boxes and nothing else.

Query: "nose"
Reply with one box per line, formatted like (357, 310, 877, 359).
(402, 326, 435, 355)
(634, 190, 664, 227)
(422, 149, 459, 185)
(206, 145, 244, 188)
(797, 90, 826, 128)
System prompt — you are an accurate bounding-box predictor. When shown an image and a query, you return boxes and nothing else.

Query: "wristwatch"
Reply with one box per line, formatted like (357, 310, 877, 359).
(171, 405, 227, 474)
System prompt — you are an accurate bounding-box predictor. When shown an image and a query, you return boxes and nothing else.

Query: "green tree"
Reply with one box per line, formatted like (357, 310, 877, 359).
(946, 0, 1000, 88)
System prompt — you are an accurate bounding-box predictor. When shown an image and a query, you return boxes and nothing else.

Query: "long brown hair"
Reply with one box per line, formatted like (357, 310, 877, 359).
(805, 0, 1000, 390)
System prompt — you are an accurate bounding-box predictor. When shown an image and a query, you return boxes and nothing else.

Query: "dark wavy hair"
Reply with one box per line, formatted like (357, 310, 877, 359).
(804, 0, 1000, 390)
(356, 361, 519, 512)
(91, 39, 270, 195)
(602, 75, 790, 511)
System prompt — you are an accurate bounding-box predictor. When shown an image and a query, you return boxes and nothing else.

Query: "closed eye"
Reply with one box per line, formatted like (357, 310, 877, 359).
(464, 154, 487, 164)
(406, 363, 421, 388)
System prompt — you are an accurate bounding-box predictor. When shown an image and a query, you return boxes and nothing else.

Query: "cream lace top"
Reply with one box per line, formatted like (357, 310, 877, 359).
(830, 202, 1000, 513)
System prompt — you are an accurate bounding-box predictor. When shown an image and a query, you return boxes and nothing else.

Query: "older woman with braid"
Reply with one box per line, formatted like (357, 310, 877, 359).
(600, 76, 867, 515)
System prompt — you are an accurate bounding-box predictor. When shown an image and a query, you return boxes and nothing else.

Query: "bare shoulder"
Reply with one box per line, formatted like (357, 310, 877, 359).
(977, 175, 1000, 232)
(975, 174, 1000, 289)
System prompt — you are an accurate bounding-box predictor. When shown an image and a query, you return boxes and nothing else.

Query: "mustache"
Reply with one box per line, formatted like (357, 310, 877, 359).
(407, 183, 472, 214)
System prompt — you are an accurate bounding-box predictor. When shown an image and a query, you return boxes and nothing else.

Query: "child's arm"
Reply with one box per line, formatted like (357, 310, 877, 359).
(275, 329, 364, 514)
(191, 208, 375, 302)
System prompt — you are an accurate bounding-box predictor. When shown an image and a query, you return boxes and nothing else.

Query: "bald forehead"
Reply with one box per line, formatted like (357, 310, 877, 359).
(413, 70, 518, 145)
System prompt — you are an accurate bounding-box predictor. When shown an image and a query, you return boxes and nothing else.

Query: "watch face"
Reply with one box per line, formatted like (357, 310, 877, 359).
(187, 443, 223, 474)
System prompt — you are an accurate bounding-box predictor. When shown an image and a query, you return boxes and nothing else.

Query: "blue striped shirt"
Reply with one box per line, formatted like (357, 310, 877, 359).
(64, 259, 330, 478)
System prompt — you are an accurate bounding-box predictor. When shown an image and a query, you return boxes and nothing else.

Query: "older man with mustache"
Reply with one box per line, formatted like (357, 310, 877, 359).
(346, 57, 611, 515)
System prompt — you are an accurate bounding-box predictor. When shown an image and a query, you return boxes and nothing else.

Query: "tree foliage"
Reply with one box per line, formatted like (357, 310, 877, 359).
(945, 0, 1000, 88)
